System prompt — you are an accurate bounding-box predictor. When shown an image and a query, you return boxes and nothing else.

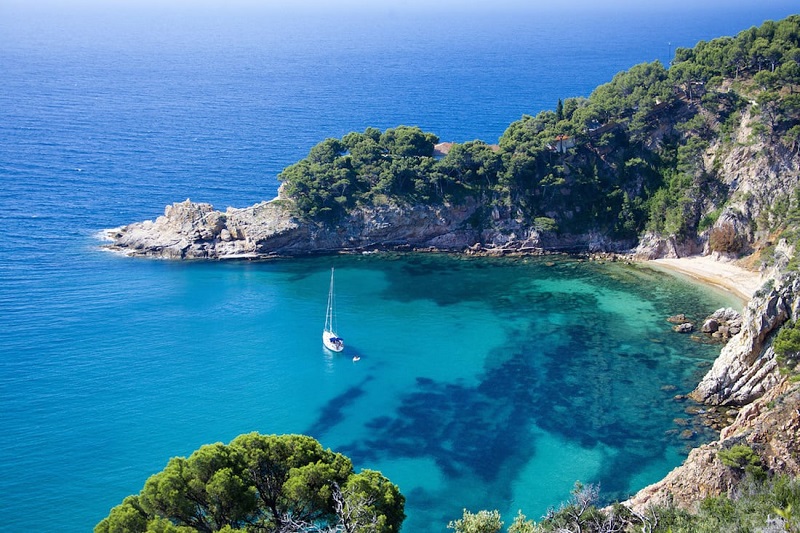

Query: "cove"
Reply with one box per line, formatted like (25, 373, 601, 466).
(298, 254, 739, 529)
(0, 250, 738, 532)
(158, 253, 738, 529)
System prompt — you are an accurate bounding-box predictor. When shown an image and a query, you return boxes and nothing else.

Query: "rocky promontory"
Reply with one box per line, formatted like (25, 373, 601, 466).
(691, 275, 800, 406)
(105, 195, 481, 259)
(103, 193, 637, 259)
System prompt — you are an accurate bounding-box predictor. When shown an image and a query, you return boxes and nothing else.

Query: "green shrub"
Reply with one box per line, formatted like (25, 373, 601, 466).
(774, 321, 800, 358)
(698, 208, 721, 231)
(718, 444, 766, 479)
(447, 509, 503, 533)
(534, 217, 558, 233)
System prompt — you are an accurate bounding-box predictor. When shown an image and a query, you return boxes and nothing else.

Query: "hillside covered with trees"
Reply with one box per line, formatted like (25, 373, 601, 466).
(278, 14, 800, 264)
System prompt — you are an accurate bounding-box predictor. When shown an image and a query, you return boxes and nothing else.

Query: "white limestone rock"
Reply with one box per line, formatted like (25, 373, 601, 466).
(691, 274, 800, 406)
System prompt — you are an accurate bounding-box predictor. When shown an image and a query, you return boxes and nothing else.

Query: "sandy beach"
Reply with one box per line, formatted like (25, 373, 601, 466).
(647, 255, 765, 303)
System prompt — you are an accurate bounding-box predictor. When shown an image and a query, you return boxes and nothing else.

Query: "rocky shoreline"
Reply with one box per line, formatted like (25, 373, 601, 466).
(103, 195, 800, 515)
(102, 193, 639, 260)
(623, 272, 800, 514)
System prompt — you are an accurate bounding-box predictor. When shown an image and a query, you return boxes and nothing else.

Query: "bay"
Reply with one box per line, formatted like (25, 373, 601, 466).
(0, 250, 740, 531)
(0, 2, 793, 531)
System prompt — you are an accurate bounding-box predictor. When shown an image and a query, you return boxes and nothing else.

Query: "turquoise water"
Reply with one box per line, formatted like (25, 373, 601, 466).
(0, 2, 791, 531)
(3, 250, 736, 531)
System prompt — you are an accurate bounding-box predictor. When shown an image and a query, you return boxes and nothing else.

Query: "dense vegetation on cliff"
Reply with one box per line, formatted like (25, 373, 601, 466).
(278, 15, 800, 257)
(448, 475, 800, 532)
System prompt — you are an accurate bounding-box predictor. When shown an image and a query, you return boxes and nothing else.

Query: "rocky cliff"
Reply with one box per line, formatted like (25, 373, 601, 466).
(625, 378, 800, 514)
(625, 273, 800, 514)
(711, 108, 800, 241)
(632, 116, 800, 262)
(104, 192, 640, 259)
(104, 194, 486, 259)
(690, 274, 800, 406)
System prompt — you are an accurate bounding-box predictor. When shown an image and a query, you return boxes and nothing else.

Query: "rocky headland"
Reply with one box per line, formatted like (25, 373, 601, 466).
(104, 193, 484, 259)
(103, 190, 637, 260)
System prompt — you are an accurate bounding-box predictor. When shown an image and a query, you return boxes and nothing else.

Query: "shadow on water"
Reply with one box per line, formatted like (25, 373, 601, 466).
(294, 254, 729, 520)
(307, 377, 373, 438)
(337, 354, 540, 525)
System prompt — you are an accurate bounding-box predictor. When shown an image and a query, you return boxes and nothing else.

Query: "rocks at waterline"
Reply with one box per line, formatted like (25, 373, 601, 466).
(625, 274, 800, 515)
(625, 380, 800, 515)
(701, 318, 719, 333)
(703, 307, 743, 340)
(667, 313, 689, 324)
(103, 197, 487, 259)
(667, 307, 742, 339)
(667, 313, 694, 333)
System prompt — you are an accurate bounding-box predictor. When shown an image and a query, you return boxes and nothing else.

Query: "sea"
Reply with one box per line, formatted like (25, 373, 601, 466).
(1, 2, 795, 531)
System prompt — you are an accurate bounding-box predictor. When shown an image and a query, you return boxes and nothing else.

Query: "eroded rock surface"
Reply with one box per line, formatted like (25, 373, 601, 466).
(691, 275, 800, 406)
(105, 197, 485, 259)
(625, 380, 800, 514)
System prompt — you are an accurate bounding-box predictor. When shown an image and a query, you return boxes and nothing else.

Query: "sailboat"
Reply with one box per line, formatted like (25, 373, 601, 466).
(323, 268, 344, 352)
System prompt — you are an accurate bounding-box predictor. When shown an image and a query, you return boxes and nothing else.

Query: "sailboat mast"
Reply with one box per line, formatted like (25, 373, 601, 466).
(326, 267, 336, 333)
(322, 267, 344, 352)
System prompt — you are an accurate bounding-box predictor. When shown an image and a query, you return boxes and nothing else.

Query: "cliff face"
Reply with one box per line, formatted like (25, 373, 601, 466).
(104, 194, 641, 259)
(632, 116, 800, 261)
(625, 273, 800, 514)
(691, 274, 800, 406)
(712, 108, 800, 234)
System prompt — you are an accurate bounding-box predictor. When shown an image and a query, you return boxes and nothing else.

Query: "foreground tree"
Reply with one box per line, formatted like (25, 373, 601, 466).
(95, 433, 404, 533)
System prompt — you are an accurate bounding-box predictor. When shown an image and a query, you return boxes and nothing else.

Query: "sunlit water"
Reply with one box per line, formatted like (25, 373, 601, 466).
(0, 2, 791, 531)
(0, 249, 741, 530)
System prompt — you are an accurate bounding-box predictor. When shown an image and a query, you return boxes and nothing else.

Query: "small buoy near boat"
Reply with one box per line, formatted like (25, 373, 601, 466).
(352, 355, 361, 362)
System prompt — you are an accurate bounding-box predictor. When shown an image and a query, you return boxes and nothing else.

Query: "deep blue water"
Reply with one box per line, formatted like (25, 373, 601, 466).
(0, 2, 795, 531)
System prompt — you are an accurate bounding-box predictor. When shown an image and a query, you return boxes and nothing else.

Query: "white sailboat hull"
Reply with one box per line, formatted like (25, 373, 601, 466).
(323, 330, 344, 352)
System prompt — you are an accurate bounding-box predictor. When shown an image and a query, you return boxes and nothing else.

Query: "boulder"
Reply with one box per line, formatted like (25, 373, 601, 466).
(699, 308, 742, 341)
(709, 307, 742, 323)
(667, 314, 690, 324)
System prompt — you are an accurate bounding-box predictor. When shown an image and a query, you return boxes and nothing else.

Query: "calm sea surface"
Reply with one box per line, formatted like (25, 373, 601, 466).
(0, 3, 794, 531)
